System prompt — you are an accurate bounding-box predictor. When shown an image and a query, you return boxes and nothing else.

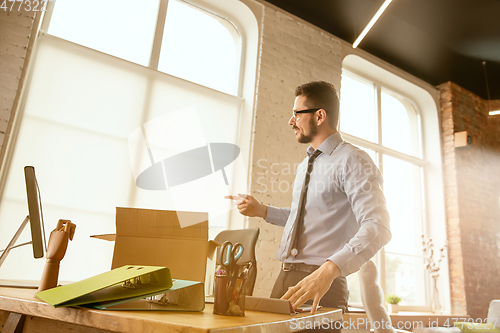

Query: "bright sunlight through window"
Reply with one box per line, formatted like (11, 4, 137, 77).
(341, 71, 426, 307)
(158, 0, 240, 95)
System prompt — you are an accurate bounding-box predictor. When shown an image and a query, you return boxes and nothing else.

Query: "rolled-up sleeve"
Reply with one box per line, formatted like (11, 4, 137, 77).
(328, 151, 392, 276)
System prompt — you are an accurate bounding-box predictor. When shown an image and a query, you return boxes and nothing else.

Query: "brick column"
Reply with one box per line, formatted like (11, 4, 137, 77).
(438, 82, 500, 318)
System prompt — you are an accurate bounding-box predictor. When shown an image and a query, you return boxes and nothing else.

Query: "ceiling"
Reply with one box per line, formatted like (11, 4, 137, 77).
(265, 0, 500, 100)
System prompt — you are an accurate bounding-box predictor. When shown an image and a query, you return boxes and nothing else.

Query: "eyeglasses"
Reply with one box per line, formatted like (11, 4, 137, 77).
(291, 108, 321, 121)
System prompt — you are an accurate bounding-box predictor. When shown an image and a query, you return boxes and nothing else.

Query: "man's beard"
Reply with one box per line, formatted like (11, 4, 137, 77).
(296, 117, 318, 143)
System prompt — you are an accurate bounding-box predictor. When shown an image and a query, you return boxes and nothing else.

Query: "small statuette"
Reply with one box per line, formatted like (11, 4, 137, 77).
(290, 248, 298, 256)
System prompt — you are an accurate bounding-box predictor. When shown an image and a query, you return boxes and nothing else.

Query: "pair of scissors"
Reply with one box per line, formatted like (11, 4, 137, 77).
(219, 241, 244, 277)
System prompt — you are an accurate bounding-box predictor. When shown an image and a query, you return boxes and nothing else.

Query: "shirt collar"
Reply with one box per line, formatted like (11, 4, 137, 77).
(306, 131, 343, 157)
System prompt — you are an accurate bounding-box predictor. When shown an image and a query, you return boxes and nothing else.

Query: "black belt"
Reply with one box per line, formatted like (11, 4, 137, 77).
(282, 262, 320, 274)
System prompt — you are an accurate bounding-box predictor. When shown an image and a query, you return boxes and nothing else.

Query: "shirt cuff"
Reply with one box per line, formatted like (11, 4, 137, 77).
(328, 227, 391, 277)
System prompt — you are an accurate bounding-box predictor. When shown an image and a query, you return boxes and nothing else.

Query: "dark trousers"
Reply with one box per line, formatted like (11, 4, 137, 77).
(271, 269, 349, 332)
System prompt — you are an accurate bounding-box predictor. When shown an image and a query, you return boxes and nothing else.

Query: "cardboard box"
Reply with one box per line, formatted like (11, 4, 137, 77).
(93, 207, 218, 283)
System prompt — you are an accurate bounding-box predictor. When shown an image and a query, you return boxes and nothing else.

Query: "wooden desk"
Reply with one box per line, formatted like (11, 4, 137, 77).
(0, 286, 342, 333)
(343, 312, 469, 331)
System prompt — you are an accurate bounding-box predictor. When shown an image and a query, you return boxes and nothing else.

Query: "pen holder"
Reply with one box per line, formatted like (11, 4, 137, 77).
(213, 273, 245, 316)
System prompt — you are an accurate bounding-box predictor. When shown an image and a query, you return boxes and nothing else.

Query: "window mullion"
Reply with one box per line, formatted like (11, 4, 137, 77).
(375, 83, 387, 298)
(376, 84, 383, 146)
(340, 132, 426, 166)
(149, 0, 169, 70)
(378, 245, 387, 295)
(40, 4, 54, 33)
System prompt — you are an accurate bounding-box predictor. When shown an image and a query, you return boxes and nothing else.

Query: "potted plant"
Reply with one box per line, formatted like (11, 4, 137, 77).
(385, 294, 401, 313)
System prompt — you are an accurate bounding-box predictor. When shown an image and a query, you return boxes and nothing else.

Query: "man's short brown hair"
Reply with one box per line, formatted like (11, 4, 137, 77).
(295, 81, 340, 130)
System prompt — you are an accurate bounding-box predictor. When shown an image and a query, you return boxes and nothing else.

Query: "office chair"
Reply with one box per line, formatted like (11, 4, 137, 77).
(214, 227, 260, 296)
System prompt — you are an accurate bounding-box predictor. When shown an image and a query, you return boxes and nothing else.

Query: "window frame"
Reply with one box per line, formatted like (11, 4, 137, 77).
(41, 0, 244, 96)
(340, 73, 429, 310)
(39, 0, 257, 232)
(340, 54, 449, 313)
(0, 0, 260, 283)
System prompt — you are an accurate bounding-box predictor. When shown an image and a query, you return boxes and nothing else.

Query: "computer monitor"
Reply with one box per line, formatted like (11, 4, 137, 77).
(24, 166, 45, 259)
(0, 166, 46, 270)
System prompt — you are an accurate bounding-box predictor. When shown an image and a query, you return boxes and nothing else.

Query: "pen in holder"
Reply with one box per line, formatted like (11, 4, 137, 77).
(213, 263, 251, 316)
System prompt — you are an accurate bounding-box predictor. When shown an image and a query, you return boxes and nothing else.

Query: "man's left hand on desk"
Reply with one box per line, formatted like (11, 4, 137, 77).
(280, 260, 340, 315)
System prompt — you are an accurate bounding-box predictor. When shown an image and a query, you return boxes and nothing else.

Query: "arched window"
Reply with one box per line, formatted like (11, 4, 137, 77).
(158, 0, 240, 95)
(0, 0, 258, 282)
(47, 0, 241, 95)
(340, 55, 448, 311)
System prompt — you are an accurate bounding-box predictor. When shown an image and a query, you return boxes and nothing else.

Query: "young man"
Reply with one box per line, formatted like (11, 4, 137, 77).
(227, 81, 391, 317)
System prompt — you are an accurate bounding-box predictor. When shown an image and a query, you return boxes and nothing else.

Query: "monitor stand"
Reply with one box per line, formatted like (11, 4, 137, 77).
(0, 216, 32, 268)
(0, 216, 39, 289)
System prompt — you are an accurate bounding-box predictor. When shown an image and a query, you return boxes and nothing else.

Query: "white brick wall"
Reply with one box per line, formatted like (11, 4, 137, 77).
(0, 9, 35, 154)
(249, 4, 344, 297)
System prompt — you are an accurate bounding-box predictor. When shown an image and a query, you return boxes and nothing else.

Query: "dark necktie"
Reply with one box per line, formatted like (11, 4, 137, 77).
(287, 149, 322, 258)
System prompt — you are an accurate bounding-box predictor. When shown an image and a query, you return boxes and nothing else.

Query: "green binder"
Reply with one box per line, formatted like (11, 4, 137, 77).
(35, 265, 204, 311)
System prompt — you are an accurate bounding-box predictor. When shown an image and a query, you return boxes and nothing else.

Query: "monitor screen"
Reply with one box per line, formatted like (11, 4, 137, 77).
(24, 166, 45, 259)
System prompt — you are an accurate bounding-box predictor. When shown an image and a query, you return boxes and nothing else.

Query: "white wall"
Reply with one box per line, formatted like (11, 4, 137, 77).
(246, 1, 343, 297)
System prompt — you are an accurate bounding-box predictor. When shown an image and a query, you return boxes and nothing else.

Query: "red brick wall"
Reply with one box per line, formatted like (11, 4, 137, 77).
(439, 82, 500, 318)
